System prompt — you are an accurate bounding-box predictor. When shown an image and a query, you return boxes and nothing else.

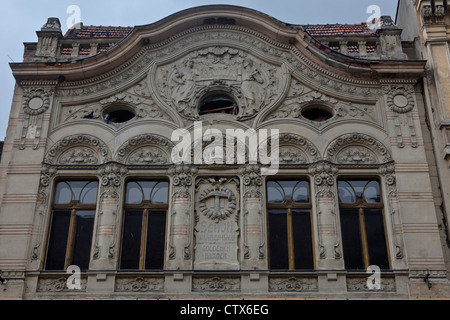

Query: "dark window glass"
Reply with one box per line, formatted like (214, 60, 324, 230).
(364, 181, 381, 203)
(338, 179, 389, 270)
(293, 181, 310, 203)
(45, 211, 71, 271)
(268, 209, 289, 270)
(338, 181, 356, 204)
(145, 211, 167, 270)
(292, 210, 314, 270)
(267, 181, 284, 204)
(46, 181, 98, 271)
(120, 211, 143, 270)
(71, 211, 95, 270)
(121, 181, 169, 271)
(340, 209, 365, 270)
(267, 179, 314, 271)
(364, 210, 390, 269)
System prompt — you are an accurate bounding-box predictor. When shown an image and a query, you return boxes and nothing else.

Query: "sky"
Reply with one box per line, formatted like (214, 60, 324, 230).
(0, 0, 399, 140)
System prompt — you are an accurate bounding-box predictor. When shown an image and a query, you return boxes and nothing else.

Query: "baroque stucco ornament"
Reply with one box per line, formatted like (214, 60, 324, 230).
(22, 88, 52, 115)
(385, 85, 415, 114)
(325, 133, 392, 164)
(153, 46, 287, 120)
(198, 185, 237, 221)
(44, 134, 112, 164)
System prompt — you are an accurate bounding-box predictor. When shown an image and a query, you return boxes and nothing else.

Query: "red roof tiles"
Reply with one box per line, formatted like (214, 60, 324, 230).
(64, 26, 133, 39)
(63, 23, 374, 40)
(304, 23, 375, 36)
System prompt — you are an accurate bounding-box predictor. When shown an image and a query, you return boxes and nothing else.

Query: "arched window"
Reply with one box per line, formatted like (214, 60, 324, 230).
(120, 181, 169, 270)
(338, 179, 390, 270)
(266, 180, 314, 271)
(45, 181, 98, 271)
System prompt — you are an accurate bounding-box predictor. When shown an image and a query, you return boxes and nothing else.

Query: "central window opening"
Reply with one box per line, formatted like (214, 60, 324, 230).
(103, 106, 136, 124)
(199, 94, 238, 116)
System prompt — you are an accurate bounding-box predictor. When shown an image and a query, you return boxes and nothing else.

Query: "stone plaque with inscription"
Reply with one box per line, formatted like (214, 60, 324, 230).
(194, 178, 240, 270)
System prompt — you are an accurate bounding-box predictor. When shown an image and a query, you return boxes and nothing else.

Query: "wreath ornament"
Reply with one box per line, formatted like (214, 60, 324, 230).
(198, 186, 237, 222)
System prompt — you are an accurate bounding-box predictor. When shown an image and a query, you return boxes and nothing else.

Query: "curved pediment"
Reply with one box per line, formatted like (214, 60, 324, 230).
(13, 5, 393, 88)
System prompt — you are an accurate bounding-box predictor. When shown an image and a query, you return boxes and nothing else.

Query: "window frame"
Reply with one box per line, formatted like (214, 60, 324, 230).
(266, 179, 316, 271)
(119, 180, 170, 271)
(45, 179, 99, 271)
(337, 178, 391, 271)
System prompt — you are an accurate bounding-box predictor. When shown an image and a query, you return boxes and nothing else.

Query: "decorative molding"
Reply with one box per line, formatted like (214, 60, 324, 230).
(154, 46, 286, 121)
(309, 162, 338, 199)
(57, 147, 99, 165)
(44, 134, 112, 164)
(168, 165, 198, 199)
(115, 276, 164, 292)
(19, 87, 55, 150)
(379, 164, 403, 259)
(346, 276, 396, 292)
(269, 276, 318, 292)
(192, 276, 241, 292)
(115, 134, 175, 164)
(325, 133, 392, 164)
(22, 88, 53, 116)
(268, 89, 376, 126)
(37, 276, 87, 292)
(239, 165, 263, 199)
(384, 85, 418, 148)
(98, 164, 128, 199)
(385, 85, 415, 114)
(198, 185, 237, 221)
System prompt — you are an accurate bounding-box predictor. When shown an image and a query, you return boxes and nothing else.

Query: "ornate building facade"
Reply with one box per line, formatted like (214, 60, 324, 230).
(0, 4, 449, 299)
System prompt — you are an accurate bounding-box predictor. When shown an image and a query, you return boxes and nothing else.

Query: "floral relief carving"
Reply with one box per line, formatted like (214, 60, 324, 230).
(115, 134, 174, 164)
(115, 277, 164, 292)
(268, 89, 376, 125)
(22, 88, 53, 115)
(269, 277, 318, 292)
(279, 147, 308, 164)
(192, 277, 240, 292)
(325, 133, 392, 164)
(37, 277, 87, 292)
(57, 147, 99, 165)
(262, 133, 320, 164)
(309, 162, 339, 199)
(127, 147, 170, 165)
(347, 276, 396, 292)
(385, 85, 415, 114)
(45, 135, 111, 164)
(168, 165, 198, 199)
(336, 146, 378, 164)
(239, 165, 263, 199)
(98, 164, 128, 199)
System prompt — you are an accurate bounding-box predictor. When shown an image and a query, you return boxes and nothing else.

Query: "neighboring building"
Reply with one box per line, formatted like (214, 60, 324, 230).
(396, 0, 450, 282)
(0, 4, 449, 299)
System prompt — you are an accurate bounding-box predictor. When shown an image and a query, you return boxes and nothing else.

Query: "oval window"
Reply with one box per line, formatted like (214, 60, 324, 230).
(301, 105, 333, 122)
(103, 106, 135, 124)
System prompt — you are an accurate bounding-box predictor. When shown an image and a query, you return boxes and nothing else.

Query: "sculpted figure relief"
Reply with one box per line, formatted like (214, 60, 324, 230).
(170, 59, 199, 116)
(241, 58, 266, 116)
(154, 46, 285, 120)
